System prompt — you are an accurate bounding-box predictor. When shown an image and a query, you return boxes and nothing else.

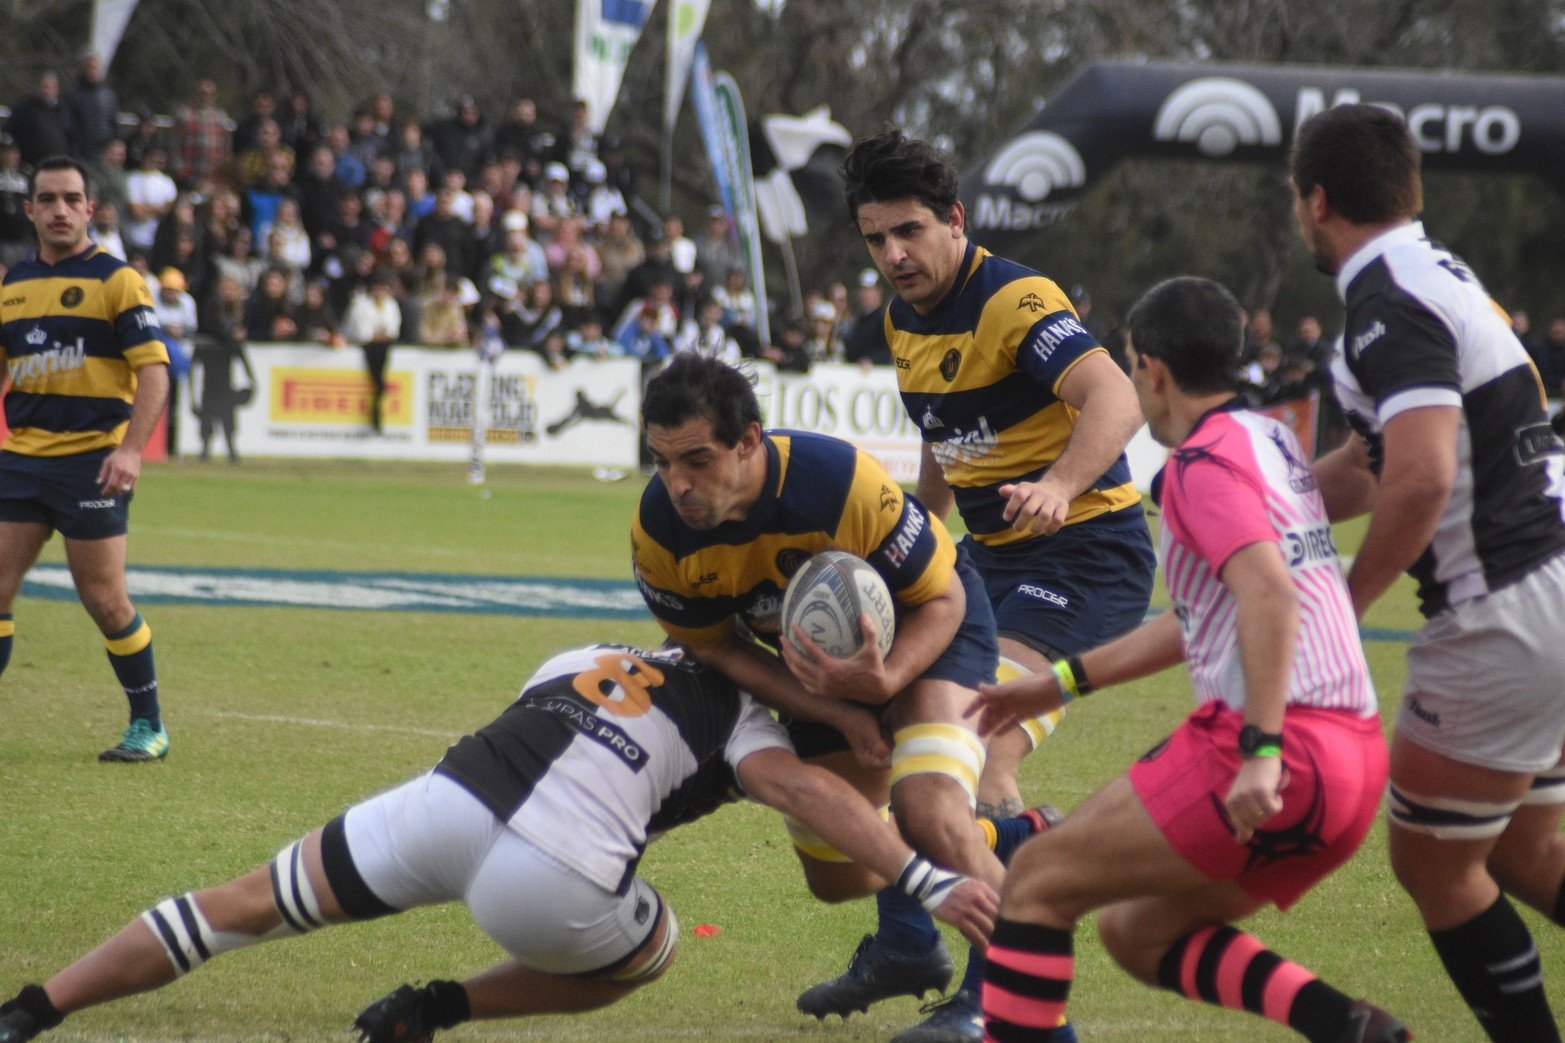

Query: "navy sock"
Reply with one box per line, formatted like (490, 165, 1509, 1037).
(0, 613, 12, 678)
(103, 613, 160, 728)
(990, 816, 1036, 865)
(874, 885, 939, 952)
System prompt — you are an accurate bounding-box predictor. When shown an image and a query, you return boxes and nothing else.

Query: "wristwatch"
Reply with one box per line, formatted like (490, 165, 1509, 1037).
(1238, 724, 1284, 759)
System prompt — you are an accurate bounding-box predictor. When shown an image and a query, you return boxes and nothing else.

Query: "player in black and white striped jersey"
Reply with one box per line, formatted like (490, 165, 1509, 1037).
(0, 644, 996, 1043)
(1293, 103, 1565, 1043)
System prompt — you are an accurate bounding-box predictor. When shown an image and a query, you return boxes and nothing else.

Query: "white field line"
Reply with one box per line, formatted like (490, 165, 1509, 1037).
(148, 526, 476, 558)
(191, 708, 453, 739)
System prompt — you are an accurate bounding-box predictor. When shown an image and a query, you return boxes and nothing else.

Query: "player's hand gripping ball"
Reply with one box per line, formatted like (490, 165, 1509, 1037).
(781, 551, 895, 659)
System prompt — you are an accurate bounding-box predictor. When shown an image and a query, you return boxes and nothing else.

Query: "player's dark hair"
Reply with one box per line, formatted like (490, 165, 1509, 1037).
(642, 354, 761, 447)
(1126, 277, 1244, 395)
(28, 155, 92, 199)
(1290, 104, 1422, 224)
(841, 127, 960, 227)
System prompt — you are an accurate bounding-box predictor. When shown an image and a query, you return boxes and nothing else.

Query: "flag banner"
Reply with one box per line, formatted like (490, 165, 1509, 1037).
(574, 0, 656, 134)
(664, 0, 711, 134)
(92, 0, 141, 69)
(750, 106, 852, 244)
(689, 43, 735, 217)
(713, 72, 770, 344)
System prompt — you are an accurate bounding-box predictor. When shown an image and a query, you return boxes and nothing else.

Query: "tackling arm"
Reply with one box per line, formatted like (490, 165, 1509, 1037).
(736, 747, 997, 945)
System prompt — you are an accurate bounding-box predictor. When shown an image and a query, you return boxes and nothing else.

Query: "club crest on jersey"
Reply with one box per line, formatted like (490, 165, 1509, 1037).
(25, 326, 47, 345)
(1018, 292, 1047, 313)
(59, 286, 83, 308)
(920, 404, 944, 430)
(775, 548, 810, 579)
(940, 348, 961, 381)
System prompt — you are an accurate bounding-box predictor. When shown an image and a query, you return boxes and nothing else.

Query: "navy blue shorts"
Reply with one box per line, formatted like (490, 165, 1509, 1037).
(964, 506, 1155, 659)
(0, 449, 131, 540)
(787, 546, 999, 759)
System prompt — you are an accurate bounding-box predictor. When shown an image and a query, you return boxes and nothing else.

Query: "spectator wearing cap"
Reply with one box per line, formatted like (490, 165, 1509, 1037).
(428, 94, 488, 180)
(489, 209, 549, 289)
(170, 79, 231, 189)
(154, 266, 199, 342)
(6, 72, 69, 169)
(530, 161, 578, 242)
(844, 267, 891, 367)
(695, 206, 744, 291)
(804, 298, 845, 363)
(63, 53, 119, 161)
(661, 214, 696, 275)
(0, 134, 30, 267)
(581, 159, 627, 230)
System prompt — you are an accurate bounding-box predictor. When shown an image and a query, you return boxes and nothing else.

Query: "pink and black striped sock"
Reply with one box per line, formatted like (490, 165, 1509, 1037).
(981, 917, 1073, 1041)
(1155, 924, 1353, 1043)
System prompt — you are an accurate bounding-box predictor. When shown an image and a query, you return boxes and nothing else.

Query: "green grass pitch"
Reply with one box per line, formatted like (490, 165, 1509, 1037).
(0, 458, 1557, 1041)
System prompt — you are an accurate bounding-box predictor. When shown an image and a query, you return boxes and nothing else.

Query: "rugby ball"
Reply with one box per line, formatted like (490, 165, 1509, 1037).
(781, 551, 896, 659)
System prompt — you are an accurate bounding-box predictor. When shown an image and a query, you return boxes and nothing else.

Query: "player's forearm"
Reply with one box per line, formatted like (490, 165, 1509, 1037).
(121, 364, 170, 454)
(1042, 379, 1143, 501)
(878, 583, 964, 699)
(1311, 440, 1377, 522)
(1233, 584, 1297, 735)
(916, 443, 954, 522)
(689, 636, 858, 730)
(746, 756, 909, 885)
(1078, 609, 1185, 691)
(1347, 475, 1448, 616)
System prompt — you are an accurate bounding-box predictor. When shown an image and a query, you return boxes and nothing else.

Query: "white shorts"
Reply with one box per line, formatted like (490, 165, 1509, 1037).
(338, 771, 663, 976)
(1401, 553, 1565, 774)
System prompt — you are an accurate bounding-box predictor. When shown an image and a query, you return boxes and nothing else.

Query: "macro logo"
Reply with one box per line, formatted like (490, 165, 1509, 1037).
(270, 367, 413, 426)
(1153, 77, 1283, 157)
(983, 131, 1086, 203)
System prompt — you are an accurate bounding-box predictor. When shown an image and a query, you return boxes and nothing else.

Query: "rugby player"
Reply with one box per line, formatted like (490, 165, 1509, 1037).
(0, 643, 998, 1043)
(1293, 104, 1565, 1042)
(970, 276, 1408, 1043)
(632, 355, 1054, 1038)
(0, 155, 171, 761)
(830, 127, 1153, 1040)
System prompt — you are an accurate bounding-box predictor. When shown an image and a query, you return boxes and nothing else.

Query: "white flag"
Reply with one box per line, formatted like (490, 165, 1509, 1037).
(664, 0, 711, 134)
(91, 0, 141, 70)
(574, 0, 657, 135)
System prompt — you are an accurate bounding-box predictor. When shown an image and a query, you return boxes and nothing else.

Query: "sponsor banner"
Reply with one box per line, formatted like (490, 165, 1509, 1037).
(173, 345, 640, 466)
(573, 0, 656, 134)
(664, 0, 711, 134)
(23, 563, 647, 617)
(1256, 391, 1320, 459)
(750, 361, 1166, 493)
(964, 60, 1565, 247)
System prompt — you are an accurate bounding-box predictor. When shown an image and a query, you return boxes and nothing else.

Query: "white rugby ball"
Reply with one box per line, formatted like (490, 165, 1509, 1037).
(781, 550, 896, 659)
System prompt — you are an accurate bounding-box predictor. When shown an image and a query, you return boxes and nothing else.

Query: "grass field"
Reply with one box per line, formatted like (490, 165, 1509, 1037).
(1, 457, 1558, 1042)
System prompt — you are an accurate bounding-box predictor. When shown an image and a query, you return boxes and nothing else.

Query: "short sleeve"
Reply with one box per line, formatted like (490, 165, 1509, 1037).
(994, 277, 1103, 392)
(1345, 290, 1461, 423)
(1165, 451, 1275, 575)
(725, 692, 794, 770)
(834, 449, 957, 606)
(107, 268, 169, 369)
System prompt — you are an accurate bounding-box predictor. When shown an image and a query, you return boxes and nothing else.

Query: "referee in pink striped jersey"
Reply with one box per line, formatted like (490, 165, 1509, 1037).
(967, 277, 1407, 1043)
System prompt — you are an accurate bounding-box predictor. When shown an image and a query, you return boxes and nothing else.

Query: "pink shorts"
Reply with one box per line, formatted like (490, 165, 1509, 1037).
(1128, 702, 1388, 910)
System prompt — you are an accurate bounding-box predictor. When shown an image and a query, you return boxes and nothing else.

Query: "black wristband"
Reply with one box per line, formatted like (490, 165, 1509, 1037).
(424, 980, 472, 1030)
(1066, 655, 1093, 696)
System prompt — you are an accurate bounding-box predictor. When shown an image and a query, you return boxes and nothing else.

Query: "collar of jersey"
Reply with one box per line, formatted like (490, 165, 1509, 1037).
(31, 241, 101, 271)
(888, 239, 983, 334)
(1335, 220, 1425, 301)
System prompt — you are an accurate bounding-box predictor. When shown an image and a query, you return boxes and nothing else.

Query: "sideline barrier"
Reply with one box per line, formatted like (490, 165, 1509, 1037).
(170, 344, 642, 467)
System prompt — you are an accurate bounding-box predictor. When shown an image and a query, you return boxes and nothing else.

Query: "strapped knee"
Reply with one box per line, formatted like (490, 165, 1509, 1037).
(607, 905, 678, 983)
(891, 723, 986, 808)
(1388, 784, 1520, 840)
(1522, 764, 1565, 807)
(141, 839, 325, 978)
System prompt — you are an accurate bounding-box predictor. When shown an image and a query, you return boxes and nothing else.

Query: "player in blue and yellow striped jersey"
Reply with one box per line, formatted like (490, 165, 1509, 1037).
(633, 356, 1056, 1032)
(834, 128, 1152, 1041)
(0, 157, 171, 762)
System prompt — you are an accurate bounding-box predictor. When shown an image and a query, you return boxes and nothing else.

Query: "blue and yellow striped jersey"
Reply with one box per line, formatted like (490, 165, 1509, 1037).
(632, 430, 958, 647)
(889, 241, 1139, 547)
(0, 243, 167, 457)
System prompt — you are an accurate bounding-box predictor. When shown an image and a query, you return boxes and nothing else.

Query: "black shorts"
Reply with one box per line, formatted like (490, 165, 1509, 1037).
(0, 449, 130, 539)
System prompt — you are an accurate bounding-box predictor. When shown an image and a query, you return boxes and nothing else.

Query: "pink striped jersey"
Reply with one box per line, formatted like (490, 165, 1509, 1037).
(1157, 403, 1376, 716)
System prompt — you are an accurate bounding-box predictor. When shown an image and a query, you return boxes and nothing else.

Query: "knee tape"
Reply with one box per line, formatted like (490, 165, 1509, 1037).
(785, 805, 890, 863)
(996, 657, 1068, 750)
(269, 838, 326, 935)
(609, 903, 678, 983)
(891, 723, 986, 808)
(1522, 764, 1565, 807)
(1388, 784, 1521, 840)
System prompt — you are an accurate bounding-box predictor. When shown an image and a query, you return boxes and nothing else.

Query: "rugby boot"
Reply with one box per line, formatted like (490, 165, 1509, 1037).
(1335, 1000, 1412, 1042)
(0, 985, 63, 1043)
(98, 718, 169, 762)
(353, 984, 437, 1043)
(796, 934, 953, 1020)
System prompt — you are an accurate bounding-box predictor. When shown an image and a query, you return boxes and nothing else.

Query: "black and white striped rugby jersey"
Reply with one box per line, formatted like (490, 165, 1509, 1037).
(435, 644, 790, 894)
(1331, 221, 1565, 617)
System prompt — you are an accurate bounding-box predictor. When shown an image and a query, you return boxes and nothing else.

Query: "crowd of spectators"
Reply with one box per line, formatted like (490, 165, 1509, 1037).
(1, 62, 896, 377)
